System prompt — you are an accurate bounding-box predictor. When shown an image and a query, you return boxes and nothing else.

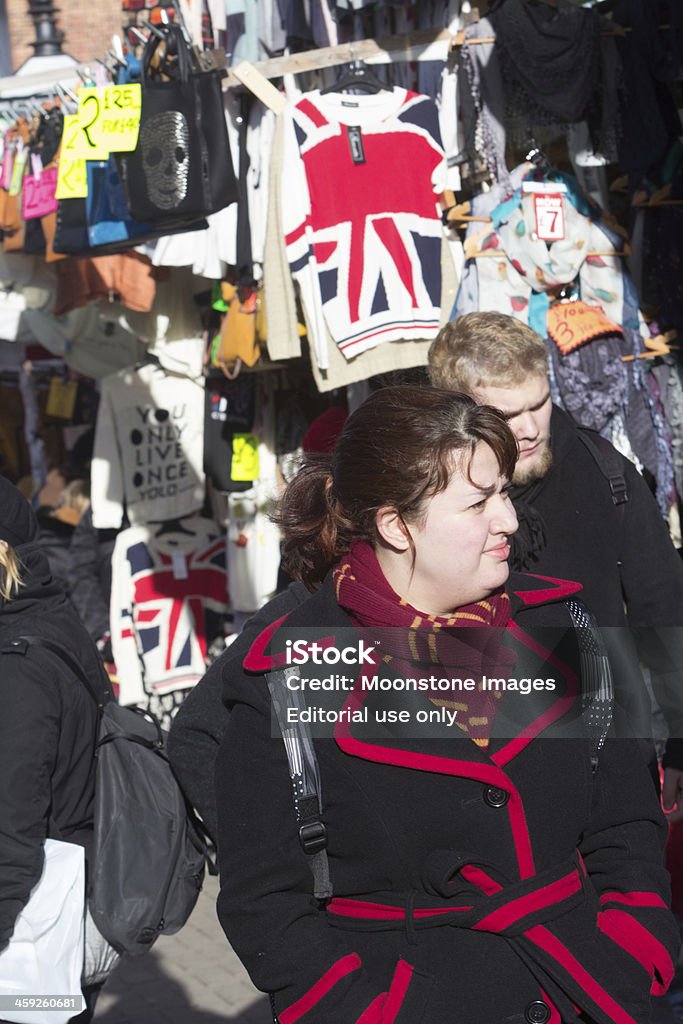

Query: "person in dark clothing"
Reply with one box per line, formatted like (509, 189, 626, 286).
(0, 477, 113, 1021)
(214, 387, 678, 1024)
(168, 582, 308, 844)
(429, 311, 683, 813)
(66, 506, 118, 653)
(35, 479, 91, 592)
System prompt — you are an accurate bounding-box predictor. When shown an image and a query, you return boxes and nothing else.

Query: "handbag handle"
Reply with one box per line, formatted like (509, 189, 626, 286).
(142, 23, 194, 87)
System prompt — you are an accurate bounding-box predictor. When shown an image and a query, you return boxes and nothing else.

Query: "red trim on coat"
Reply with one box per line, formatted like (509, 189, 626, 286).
(540, 988, 562, 1024)
(382, 961, 414, 1024)
(278, 952, 362, 1024)
(491, 622, 580, 769)
(334, 653, 537, 879)
(356, 994, 386, 1024)
(334, 685, 536, 880)
(327, 898, 460, 920)
(242, 614, 291, 671)
(599, 891, 669, 910)
(525, 925, 640, 1024)
(598, 909, 675, 996)
(472, 870, 582, 934)
(244, 621, 340, 672)
(513, 574, 583, 605)
(460, 864, 502, 895)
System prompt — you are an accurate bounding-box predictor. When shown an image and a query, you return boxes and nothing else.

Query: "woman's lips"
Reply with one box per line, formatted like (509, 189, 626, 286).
(484, 542, 510, 560)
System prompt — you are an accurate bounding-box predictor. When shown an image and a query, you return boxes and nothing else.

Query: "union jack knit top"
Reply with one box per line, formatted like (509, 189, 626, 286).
(281, 88, 447, 366)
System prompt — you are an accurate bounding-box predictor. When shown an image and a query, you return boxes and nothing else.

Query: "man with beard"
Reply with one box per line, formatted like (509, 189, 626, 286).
(428, 311, 683, 815)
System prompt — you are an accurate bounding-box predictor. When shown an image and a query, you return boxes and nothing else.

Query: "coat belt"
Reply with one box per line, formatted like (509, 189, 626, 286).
(327, 851, 588, 939)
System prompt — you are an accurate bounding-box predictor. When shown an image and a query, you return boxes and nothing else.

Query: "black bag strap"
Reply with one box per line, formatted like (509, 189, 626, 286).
(575, 430, 629, 511)
(142, 23, 194, 86)
(565, 599, 615, 773)
(267, 668, 332, 900)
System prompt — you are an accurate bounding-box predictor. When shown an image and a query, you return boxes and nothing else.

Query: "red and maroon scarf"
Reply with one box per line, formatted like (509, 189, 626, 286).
(333, 540, 516, 747)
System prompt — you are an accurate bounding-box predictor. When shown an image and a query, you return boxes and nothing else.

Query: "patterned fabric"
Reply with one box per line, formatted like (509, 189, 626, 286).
(110, 517, 229, 708)
(281, 89, 447, 364)
(333, 540, 514, 746)
(452, 166, 676, 514)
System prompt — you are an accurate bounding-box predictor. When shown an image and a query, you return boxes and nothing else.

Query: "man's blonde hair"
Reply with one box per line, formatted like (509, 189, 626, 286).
(0, 544, 24, 602)
(428, 313, 548, 394)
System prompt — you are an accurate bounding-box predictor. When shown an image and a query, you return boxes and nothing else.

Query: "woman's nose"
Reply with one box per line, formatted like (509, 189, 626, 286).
(490, 495, 518, 535)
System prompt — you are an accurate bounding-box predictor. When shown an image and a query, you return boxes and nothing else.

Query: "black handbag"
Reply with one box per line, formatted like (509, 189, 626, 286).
(120, 25, 238, 222)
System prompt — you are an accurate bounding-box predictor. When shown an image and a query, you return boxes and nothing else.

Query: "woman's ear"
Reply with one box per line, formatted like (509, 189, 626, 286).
(375, 507, 411, 552)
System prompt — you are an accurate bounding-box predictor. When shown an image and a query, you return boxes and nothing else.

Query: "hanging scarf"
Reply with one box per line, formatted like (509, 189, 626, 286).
(333, 540, 515, 747)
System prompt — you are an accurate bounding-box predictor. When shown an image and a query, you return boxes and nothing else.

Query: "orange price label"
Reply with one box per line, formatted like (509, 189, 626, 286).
(546, 301, 622, 356)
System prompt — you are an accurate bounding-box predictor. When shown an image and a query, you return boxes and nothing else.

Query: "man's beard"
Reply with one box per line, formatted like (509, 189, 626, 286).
(512, 440, 553, 486)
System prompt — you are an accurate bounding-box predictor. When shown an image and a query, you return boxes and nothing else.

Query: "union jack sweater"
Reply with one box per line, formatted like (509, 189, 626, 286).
(281, 88, 447, 365)
(110, 518, 229, 706)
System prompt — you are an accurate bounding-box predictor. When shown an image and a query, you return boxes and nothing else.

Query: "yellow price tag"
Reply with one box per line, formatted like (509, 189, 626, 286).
(62, 112, 108, 162)
(231, 434, 260, 482)
(9, 149, 27, 196)
(76, 84, 142, 157)
(56, 155, 88, 199)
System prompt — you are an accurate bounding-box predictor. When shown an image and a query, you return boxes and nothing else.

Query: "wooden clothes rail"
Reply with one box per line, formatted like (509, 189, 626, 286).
(224, 27, 459, 88)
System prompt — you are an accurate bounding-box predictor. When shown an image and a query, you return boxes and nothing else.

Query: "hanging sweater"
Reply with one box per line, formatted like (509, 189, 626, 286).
(281, 88, 448, 365)
(91, 362, 206, 529)
(110, 517, 229, 706)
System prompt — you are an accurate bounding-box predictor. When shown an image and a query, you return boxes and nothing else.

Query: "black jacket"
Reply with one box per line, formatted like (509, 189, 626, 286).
(35, 506, 75, 592)
(216, 573, 679, 1024)
(512, 406, 683, 765)
(66, 507, 118, 644)
(0, 544, 109, 953)
(168, 583, 309, 842)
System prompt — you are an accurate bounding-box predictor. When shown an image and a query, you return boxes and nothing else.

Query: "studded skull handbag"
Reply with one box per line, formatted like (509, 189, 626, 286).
(119, 24, 238, 222)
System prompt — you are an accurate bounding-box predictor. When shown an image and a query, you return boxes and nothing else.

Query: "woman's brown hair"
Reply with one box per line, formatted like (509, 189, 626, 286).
(276, 386, 517, 588)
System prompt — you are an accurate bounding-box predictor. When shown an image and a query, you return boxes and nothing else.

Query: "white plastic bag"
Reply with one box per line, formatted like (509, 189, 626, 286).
(0, 839, 85, 1024)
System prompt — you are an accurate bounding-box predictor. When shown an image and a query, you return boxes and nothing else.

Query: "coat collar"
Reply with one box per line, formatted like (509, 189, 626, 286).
(243, 571, 583, 673)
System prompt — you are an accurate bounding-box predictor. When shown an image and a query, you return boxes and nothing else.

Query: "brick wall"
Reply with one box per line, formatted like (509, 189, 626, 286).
(7, 0, 124, 71)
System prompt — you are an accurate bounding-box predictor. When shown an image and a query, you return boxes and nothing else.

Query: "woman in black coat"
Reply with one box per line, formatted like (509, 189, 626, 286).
(216, 387, 679, 1024)
(0, 477, 112, 1022)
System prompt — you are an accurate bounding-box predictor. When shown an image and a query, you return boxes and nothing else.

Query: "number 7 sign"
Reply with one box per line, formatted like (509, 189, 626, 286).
(533, 194, 565, 242)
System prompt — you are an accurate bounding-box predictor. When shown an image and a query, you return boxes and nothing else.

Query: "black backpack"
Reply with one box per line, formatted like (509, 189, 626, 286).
(15, 635, 215, 958)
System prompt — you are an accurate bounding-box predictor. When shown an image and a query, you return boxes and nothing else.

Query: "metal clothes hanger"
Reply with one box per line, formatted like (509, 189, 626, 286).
(320, 58, 387, 95)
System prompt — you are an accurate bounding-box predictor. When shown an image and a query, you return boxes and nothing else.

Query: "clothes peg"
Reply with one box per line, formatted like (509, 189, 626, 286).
(141, 19, 166, 41)
(107, 50, 127, 68)
(128, 26, 149, 47)
(621, 331, 678, 361)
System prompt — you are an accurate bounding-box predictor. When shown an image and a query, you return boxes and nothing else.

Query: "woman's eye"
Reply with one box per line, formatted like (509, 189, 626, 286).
(470, 498, 487, 511)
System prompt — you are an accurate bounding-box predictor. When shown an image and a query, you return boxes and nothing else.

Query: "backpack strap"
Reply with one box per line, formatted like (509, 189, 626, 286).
(565, 598, 614, 773)
(575, 430, 629, 511)
(267, 667, 332, 900)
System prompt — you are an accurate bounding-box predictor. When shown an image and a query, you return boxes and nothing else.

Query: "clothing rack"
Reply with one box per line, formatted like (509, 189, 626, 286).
(224, 26, 461, 89)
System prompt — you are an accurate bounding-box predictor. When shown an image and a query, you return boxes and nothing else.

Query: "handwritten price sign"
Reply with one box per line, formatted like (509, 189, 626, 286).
(72, 84, 142, 159)
(533, 194, 565, 242)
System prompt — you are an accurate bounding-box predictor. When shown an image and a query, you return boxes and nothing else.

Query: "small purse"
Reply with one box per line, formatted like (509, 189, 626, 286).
(0, 838, 85, 1024)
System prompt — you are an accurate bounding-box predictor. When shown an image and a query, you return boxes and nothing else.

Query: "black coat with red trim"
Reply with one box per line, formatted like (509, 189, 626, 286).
(215, 573, 679, 1024)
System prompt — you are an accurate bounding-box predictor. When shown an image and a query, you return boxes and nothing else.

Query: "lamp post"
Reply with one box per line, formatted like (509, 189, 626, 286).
(26, 0, 65, 57)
